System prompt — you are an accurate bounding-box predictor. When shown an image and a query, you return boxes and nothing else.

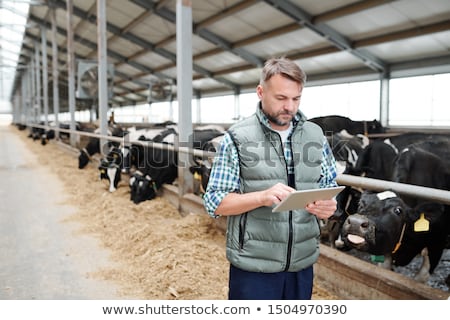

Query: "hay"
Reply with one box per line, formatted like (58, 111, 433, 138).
(17, 128, 338, 300)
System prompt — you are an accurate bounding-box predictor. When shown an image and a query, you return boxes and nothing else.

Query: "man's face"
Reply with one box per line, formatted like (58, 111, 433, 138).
(257, 73, 303, 130)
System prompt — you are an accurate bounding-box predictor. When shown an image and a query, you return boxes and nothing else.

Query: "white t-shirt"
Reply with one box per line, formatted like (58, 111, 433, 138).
(274, 122, 293, 146)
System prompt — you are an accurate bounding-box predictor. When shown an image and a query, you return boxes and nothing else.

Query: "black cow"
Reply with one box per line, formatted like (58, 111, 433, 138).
(383, 132, 450, 153)
(392, 140, 450, 207)
(353, 139, 398, 180)
(309, 115, 385, 135)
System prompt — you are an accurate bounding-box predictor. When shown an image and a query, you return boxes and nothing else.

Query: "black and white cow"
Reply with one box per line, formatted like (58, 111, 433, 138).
(327, 129, 369, 175)
(128, 143, 178, 204)
(28, 121, 83, 146)
(188, 131, 225, 195)
(28, 123, 46, 142)
(317, 130, 369, 248)
(341, 190, 449, 283)
(309, 115, 385, 136)
(78, 125, 126, 169)
(120, 125, 179, 173)
(342, 139, 450, 283)
(98, 147, 123, 192)
(127, 127, 225, 203)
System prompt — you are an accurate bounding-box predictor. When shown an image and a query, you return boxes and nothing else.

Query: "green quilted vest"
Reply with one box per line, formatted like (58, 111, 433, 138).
(226, 106, 324, 273)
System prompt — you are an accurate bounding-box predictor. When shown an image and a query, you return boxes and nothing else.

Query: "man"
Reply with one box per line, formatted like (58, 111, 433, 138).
(203, 57, 338, 300)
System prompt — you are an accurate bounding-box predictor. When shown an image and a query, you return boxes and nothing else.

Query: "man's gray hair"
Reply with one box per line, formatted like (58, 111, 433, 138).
(259, 57, 307, 86)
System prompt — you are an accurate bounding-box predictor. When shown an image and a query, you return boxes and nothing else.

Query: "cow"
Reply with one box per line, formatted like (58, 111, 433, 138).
(128, 143, 178, 204)
(352, 139, 398, 180)
(341, 190, 449, 283)
(120, 125, 179, 173)
(318, 130, 368, 248)
(321, 185, 363, 249)
(127, 127, 225, 202)
(382, 132, 450, 153)
(40, 121, 84, 145)
(78, 125, 126, 169)
(309, 115, 385, 136)
(327, 129, 369, 175)
(188, 131, 225, 196)
(27, 123, 46, 142)
(129, 170, 159, 205)
(28, 121, 85, 146)
(341, 139, 450, 283)
(354, 135, 450, 181)
(98, 147, 123, 192)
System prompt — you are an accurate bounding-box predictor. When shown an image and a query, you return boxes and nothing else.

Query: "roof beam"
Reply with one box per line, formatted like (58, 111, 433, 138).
(18, 27, 150, 106)
(130, 0, 264, 67)
(52, 0, 239, 90)
(263, 0, 387, 73)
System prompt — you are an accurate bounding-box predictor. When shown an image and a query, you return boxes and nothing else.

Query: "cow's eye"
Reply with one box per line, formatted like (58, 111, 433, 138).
(394, 207, 403, 215)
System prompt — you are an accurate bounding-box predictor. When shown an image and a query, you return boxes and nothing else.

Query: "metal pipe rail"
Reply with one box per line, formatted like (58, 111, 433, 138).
(26, 123, 450, 206)
(337, 174, 450, 206)
(26, 123, 216, 158)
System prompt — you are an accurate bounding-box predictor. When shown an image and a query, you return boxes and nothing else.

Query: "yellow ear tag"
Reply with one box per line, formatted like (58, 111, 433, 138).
(193, 172, 201, 180)
(100, 169, 105, 174)
(414, 213, 429, 232)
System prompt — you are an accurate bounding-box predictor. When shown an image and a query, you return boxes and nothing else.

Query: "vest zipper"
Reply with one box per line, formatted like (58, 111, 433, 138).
(284, 135, 295, 272)
(238, 213, 247, 250)
(284, 210, 293, 271)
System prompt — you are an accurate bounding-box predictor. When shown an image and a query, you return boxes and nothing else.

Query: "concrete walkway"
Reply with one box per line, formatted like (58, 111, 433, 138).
(0, 125, 123, 299)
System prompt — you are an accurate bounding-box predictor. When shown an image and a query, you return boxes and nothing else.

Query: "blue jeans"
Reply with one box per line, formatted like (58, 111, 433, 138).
(228, 264, 314, 300)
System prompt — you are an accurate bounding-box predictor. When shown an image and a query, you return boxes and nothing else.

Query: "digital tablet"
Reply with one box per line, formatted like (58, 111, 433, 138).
(272, 186, 345, 212)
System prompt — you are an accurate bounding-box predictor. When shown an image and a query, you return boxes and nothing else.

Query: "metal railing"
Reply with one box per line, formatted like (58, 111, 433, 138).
(25, 123, 450, 206)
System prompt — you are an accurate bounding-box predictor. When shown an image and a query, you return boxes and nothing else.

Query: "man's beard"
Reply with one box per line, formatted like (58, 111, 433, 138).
(263, 110, 294, 127)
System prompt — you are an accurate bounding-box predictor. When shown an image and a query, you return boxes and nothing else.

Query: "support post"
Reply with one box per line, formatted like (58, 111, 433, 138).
(176, 0, 194, 201)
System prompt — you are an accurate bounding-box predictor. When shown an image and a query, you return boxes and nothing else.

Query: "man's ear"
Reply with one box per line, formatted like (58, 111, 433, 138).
(256, 84, 263, 99)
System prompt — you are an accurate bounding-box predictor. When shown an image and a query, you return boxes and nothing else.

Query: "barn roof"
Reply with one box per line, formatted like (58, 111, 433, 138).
(6, 0, 450, 111)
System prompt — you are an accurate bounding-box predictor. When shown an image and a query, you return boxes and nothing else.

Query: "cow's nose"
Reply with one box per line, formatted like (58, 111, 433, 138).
(347, 214, 369, 230)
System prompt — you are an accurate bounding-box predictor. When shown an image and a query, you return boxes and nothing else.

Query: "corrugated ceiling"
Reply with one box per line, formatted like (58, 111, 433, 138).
(8, 0, 450, 111)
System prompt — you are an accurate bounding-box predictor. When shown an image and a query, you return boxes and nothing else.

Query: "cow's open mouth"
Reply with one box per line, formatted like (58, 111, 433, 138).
(347, 234, 366, 245)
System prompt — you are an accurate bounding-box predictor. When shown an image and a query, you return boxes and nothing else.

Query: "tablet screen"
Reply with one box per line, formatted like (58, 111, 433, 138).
(272, 186, 345, 212)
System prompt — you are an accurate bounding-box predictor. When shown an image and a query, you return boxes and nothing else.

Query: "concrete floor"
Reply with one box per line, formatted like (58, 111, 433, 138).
(0, 125, 124, 299)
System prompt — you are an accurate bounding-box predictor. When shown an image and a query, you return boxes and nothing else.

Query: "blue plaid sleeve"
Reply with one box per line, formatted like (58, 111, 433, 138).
(202, 132, 240, 218)
(319, 137, 338, 188)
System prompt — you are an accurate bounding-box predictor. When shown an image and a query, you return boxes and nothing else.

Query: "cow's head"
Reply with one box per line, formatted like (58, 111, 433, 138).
(189, 158, 212, 195)
(129, 172, 158, 204)
(98, 149, 123, 192)
(98, 159, 121, 192)
(78, 149, 90, 169)
(341, 190, 409, 255)
(367, 119, 385, 134)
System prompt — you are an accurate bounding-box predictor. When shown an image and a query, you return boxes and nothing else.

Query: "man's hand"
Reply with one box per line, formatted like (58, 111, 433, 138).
(306, 199, 337, 219)
(259, 183, 295, 207)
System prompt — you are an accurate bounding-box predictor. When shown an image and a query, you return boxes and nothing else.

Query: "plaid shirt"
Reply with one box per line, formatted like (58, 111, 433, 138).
(203, 113, 338, 218)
